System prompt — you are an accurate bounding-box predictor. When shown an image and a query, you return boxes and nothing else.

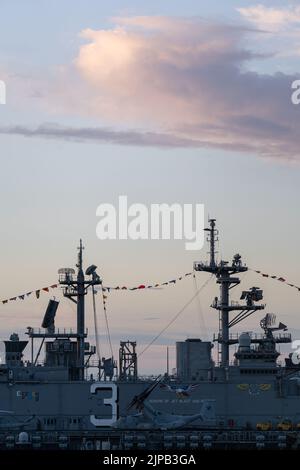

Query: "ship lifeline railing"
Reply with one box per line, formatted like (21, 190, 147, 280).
(26, 327, 88, 336)
(193, 261, 247, 270)
(213, 332, 292, 342)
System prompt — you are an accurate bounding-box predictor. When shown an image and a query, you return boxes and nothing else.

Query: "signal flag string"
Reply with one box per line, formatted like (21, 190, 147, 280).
(1, 284, 59, 305)
(91, 285, 101, 361)
(251, 269, 300, 292)
(0, 273, 195, 305)
(101, 286, 114, 359)
(1, 268, 300, 306)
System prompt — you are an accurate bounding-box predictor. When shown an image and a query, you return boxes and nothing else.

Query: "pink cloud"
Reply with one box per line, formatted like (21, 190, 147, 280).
(237, 5, 300, 32)
(70, 16, 300, 160)
(73, 18, 252, 125)
(2, 16, 300, 161)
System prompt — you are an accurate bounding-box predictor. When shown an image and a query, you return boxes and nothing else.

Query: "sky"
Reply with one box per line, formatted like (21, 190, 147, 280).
(0, 0, 300, 373)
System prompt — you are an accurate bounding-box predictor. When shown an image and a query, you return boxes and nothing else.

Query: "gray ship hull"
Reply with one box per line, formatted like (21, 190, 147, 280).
(0, 369, 299, 430)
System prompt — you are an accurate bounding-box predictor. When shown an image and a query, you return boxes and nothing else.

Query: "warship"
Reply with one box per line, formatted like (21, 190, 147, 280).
(0, 219, 299, 451)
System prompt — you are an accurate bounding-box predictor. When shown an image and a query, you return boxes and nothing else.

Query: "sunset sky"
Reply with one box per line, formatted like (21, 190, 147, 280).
(0, 1, 300, 373)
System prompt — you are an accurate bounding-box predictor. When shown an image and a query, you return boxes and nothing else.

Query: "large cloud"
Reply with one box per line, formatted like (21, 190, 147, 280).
(238, 5, 300, 58)
(3, 16, 300, 160)
(74, 17, 255, 124)
(237, 5, 300, 32)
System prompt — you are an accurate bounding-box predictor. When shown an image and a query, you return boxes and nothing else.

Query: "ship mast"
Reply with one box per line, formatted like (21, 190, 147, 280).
(59, 241, 102, 380)
(194, 219, 264, 367)
(205, 218, 217, 269)
(76, 240, 86, 379)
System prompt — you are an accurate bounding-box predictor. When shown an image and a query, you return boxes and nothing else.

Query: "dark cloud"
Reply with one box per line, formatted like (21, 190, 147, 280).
(0, 124, 201, 148)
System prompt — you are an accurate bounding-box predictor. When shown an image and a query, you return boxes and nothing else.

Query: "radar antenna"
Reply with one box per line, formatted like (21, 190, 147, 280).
(260, 313, 287, 334)
(204, 218, 218, 268)
(58, 240, 102, 380)
(194, 219, 264, 367)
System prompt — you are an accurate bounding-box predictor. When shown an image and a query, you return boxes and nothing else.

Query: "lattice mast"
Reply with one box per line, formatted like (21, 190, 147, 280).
(59, 241, 102, 380)
(194, 219, 264, 366)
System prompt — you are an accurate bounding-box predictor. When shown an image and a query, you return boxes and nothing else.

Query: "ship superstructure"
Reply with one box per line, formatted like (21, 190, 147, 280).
(0, 220, 300, 450)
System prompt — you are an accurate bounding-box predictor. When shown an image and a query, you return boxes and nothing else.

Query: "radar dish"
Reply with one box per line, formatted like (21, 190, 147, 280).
(260, 313, 276, 331)
(265, 313, 276, 326)
(85, 265, 97, 276)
